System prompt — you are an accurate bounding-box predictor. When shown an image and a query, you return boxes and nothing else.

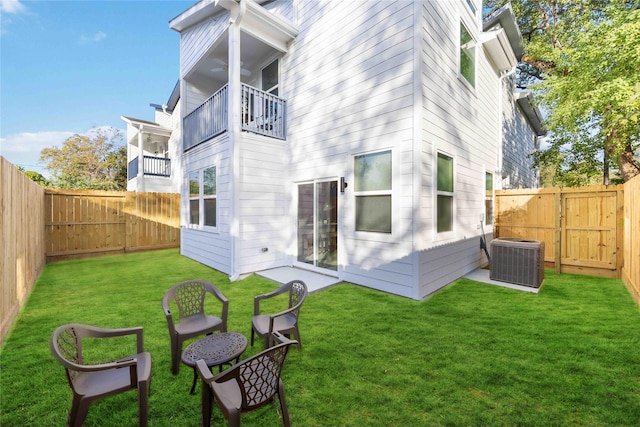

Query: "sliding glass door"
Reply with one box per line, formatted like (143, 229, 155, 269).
(297, 180, 338, 271)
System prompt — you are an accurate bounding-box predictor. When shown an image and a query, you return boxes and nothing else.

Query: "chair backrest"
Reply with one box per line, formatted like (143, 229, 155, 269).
(51, 324, 84, 382)
(164, 280, 220, 319)
(233, 341, 293, 410)
(286, 280, 307, 318)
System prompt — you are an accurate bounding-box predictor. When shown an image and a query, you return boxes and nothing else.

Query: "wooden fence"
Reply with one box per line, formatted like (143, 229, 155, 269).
(1, 157, 46, 345)
(622, 175, 640, 306)
(45, 189, 180, 262)
(494, 185, 624, 278)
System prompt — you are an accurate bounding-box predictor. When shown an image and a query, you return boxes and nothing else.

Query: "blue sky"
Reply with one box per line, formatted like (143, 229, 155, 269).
(1, 0, 193, 176)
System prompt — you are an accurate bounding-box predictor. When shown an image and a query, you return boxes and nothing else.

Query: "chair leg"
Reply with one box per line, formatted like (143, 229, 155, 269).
(278, 380, 291, 427)
(172, 337, 181, 375)
(228, 408, 241, 427)
(250, 327, 255, 347)
(293, 327, 302, 349)
(71, 396, 91, 427)
(139, 380, 149, 427)
(201, 383, 212, 427)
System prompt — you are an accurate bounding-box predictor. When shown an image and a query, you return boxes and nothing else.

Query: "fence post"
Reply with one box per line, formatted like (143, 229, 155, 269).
(555, 190, 562, 275)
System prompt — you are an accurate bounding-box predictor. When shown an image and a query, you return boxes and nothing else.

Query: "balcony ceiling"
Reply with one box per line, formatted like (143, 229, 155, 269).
(190, 31, 276, 82)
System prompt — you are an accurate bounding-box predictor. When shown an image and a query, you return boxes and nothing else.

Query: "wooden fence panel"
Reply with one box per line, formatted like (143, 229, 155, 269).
(622, 175, 640, 305)
(1, 157, 46, 345)
(45, 190, 180, 262)
(495, 185, 623, 279)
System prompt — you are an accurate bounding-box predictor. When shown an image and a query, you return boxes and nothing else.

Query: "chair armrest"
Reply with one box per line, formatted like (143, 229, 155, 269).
(196, 359, 216, 385)
(271, 332, 297, 347)
(253, 286, 288, 315)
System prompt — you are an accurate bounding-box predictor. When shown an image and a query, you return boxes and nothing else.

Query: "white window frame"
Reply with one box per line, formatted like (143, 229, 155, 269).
(353, 149, 393, 235)
(187, 166, 217, 231)
(436, 151, 455, 236)
(485, 170, 494, 227)
(459, 20, 477, 90)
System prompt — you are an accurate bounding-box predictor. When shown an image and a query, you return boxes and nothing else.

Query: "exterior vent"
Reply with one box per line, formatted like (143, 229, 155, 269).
(490, 238, 545, 288)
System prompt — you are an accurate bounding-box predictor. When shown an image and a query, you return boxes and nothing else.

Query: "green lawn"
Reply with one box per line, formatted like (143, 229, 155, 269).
(1, 248, 639, 426)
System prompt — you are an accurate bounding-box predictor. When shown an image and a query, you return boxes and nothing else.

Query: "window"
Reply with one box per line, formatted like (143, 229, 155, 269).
(189, 171, 199, 225)
(460, 22, 476, 88)
(188, 166, 217, 228)
(485, 172, 493, 226)
(354, 150, 392, 233)
(437, 153, 454, 233)
(466, 0, 477, 15)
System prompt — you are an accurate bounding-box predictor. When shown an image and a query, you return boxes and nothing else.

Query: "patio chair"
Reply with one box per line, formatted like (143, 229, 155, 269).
(50, 324, 151, 427)
(196, 332, 297, 427)
(251, 280, 307, 349)
(163, 279, 229, 374)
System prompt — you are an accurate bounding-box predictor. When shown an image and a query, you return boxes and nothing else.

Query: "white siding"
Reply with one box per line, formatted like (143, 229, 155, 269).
(180, 12, 229, 79)
(236, 133, 288, 274)
(417, 0, 501, 298)
(285, 0, 416, 295)
(180, 134, 232, 274)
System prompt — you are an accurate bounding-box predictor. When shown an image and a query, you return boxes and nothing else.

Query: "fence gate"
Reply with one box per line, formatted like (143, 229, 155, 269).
(560, 190, 621, 276)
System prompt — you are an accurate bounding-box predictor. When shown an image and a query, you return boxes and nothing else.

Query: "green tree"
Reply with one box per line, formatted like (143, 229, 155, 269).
(16, 166, 51, 187)
(40, 127, 126, 190)
(485, 0, 640, 185)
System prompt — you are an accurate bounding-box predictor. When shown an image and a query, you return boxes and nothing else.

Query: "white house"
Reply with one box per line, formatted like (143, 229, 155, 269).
(165, 0, 543, 300)
(121, 82, 182, 193)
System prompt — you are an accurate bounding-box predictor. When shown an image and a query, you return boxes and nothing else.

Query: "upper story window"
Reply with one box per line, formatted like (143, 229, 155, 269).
(437, 153, 454, 233)
(354, 150, 392, 234)
(460, 22, 476, 88)
(189, 166, 217, 228)
(466, 0, 477, 16)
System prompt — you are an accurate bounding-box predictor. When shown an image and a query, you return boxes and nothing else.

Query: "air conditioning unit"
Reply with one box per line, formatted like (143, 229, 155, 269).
(490, 238, 545, 288)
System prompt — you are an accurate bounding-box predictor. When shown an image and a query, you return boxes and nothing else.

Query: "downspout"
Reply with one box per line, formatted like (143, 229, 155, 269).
(227, 0, 246, 281)
(497, 66, 516, 190)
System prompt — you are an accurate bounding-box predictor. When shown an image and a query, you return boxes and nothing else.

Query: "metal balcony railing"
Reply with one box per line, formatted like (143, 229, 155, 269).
(127, 156, 171, 180)
(183, 83, 286, 151)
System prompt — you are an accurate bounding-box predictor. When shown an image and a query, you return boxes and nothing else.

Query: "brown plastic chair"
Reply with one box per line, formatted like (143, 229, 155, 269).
(50, 324, 151, 427)
(162, 280, 229, 374)
(196, 332, 297, 427)
(251, 280, 307, 349)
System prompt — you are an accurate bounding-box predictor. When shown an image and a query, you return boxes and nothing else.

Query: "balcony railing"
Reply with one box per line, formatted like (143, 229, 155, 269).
(183, 83, 286, 151)
(127, 156, 171, 180)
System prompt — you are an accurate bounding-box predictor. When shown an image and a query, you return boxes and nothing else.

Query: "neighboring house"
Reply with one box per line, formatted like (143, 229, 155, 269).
(165, 0, 542, 300)
(121, 82, 182, 193)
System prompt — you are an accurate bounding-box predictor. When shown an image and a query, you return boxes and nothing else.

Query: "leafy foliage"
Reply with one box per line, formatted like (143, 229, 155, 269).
(16, 166, 51, 187)
(39, 127, 126, 190)
(485, 0, 640, 185)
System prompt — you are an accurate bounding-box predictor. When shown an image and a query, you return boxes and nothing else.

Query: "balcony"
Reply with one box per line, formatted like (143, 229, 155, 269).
(128, 156, 171, 180)
(183, 83, 286, 151)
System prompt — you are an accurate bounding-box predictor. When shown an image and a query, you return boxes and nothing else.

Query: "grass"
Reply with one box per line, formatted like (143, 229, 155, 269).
(1, 248, 640, 426)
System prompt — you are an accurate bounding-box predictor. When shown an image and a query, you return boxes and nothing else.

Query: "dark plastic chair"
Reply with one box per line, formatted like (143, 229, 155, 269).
(251, 280, 307, 349)
(162, 280, 229, 374)
(196, 332, 297, 427)
(50, 324, 151, 427)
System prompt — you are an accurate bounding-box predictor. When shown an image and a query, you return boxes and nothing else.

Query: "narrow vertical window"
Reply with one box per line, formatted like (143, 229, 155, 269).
(485, 172, 494, 226)
(189, 171, 200, 225)
(460, 23, 476, 88)
(203, 167, 216, 227)
(354, 150, 392, 233)
(437, 153, 454, 233)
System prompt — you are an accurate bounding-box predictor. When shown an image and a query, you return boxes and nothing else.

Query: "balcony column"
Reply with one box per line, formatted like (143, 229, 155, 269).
(227, 0, 245, 281)
(137, 126, 145, 192)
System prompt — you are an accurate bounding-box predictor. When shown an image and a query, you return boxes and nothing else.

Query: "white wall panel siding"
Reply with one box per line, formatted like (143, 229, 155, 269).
(285, 0, 416, 295)
(236, 134, 287, 274)
(180, 13, 229, 79)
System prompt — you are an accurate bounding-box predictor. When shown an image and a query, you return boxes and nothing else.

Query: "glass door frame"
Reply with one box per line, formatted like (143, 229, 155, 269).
(294, 179, 339, 274)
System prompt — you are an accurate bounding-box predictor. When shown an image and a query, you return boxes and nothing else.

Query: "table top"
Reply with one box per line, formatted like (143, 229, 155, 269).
(181, 332, 247, 368)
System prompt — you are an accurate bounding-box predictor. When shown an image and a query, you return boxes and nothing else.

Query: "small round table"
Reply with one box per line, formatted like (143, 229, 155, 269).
(181, 332, 248, 394)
